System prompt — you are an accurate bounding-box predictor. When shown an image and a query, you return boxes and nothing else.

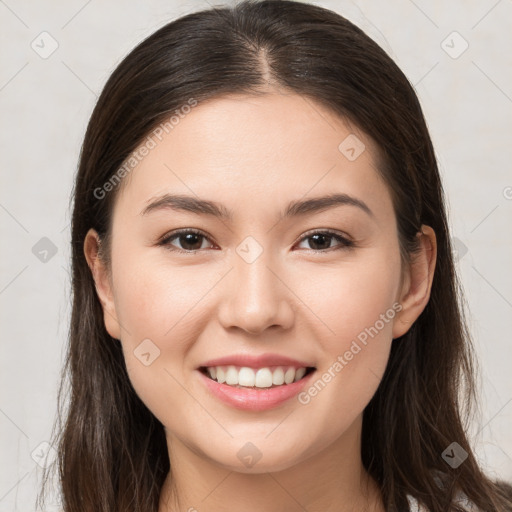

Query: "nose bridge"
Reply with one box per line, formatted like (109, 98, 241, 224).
(218, 236, 294, 333)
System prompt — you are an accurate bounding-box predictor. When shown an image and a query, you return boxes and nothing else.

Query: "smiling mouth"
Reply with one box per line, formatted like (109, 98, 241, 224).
(198, 365, 316, 389)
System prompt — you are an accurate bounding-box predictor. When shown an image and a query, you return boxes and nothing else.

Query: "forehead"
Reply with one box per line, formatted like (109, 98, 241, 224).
(113, 92, 390, 222)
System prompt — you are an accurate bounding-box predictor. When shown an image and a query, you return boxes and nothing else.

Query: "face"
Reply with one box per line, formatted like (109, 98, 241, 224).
(85, 91, 434, 474)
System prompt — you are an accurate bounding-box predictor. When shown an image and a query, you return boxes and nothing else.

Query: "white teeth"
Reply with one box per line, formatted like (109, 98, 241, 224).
(284, 367, 295, 384)
(204, 365, 311, 388)
(294, 367, 306, 381)
(272, 367, 285, 385)
(255, 368, 273, 388)
(225, 366, 239, 385)
(238, 367, 255, 387)
(216, 367, 226, 384)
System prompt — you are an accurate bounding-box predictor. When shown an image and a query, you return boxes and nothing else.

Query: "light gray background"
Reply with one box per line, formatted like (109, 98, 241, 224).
(1, 0, 511, 510)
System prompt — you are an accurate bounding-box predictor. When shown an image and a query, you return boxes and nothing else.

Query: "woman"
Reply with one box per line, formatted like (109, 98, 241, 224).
(39, 1, 512, 510)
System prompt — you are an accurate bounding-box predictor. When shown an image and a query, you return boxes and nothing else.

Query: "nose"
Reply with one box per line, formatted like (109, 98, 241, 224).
(217, 249, 295, 335)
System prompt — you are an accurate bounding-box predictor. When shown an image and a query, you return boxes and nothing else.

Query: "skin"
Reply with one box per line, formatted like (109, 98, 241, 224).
(84, 90, 436, 512)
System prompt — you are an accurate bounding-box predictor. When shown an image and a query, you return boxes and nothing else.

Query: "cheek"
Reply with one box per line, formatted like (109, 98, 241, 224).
(110, 250, 225, 420)
(294, 246, 401, 346)
(293, 248, 401, 414)
(112, 250, 219, 345)
(111, 262, 201, 426)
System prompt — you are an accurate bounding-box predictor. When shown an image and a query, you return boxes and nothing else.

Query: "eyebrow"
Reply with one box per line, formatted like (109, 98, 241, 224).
(140, 193, 374, 220)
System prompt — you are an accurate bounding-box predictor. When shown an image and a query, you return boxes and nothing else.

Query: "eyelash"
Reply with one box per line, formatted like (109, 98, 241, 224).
(157, 228, 355, 254)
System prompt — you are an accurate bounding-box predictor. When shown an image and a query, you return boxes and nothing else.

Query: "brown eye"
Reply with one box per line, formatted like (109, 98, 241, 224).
(158, 229, 353, 254)
(159, 229, 214, 252)
(296, 230, 354, 252)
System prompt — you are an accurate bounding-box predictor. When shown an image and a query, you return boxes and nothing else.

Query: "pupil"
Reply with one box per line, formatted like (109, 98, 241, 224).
(181, 233, 202, 250)
(309, 234, 330, 250)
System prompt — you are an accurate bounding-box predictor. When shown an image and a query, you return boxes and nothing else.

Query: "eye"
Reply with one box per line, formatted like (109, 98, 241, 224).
(295, 230, 354, 252)
(158, 229, 216, 253)
(158, 228, 354, 253)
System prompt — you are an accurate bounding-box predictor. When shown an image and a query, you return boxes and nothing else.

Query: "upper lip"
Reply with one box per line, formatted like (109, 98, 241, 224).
(198, 353, 316, 369)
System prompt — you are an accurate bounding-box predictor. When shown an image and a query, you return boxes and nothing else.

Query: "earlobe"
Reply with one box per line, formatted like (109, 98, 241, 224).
(83, 228, 122, 340)
(392, 225, 437, 339)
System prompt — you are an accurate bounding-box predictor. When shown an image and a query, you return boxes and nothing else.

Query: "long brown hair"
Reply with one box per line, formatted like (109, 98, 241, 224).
(39, 1, 512, 510)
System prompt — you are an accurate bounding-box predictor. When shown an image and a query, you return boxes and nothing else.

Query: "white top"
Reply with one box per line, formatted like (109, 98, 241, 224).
(407, 493, 479, 511)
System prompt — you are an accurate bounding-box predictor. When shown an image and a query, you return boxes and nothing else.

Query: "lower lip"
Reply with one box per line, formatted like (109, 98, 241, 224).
(197, 369, 316, 411)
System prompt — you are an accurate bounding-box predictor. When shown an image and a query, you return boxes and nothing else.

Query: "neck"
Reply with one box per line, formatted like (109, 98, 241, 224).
(158, 416, 384, 512)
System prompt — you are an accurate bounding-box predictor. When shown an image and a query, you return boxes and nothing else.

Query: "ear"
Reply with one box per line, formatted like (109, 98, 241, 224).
(83, 228, 122, 340)
(392, 225, 437, 339)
